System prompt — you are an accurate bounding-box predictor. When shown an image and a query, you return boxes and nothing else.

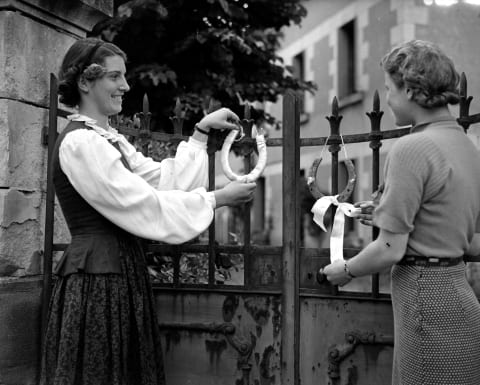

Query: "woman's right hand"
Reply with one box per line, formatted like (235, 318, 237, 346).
(353, 200, 377, 227)
(197, 108, 240, 133)
(214, 181, 256, 208)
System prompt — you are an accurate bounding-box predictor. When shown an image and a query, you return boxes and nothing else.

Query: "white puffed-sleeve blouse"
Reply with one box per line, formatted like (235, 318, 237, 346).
(59, 114, 216, 244)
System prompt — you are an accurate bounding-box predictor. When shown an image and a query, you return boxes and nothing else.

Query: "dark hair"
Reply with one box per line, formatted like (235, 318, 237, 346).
(381, 40, 460, 108)
(58, 38, 127, 108)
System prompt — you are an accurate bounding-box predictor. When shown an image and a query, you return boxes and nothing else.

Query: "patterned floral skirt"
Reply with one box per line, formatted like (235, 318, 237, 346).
(40, 237, 165, 385)
(391, 263, 480, 385)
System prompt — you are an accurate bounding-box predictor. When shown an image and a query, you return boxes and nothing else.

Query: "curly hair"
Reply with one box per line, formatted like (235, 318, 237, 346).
(381, 40, 460, 109)
(58, 38, 127, 108)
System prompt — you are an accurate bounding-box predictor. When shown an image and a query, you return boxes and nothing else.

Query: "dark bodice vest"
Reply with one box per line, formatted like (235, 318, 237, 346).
(52, 121, 134, 275)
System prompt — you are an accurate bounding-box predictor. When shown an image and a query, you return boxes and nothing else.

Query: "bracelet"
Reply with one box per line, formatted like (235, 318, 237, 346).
(344, 260, 356, 279)
(195, 124, 210, 135)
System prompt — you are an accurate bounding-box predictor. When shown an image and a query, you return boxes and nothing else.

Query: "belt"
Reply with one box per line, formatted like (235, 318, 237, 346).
(397, 255, 464, 267)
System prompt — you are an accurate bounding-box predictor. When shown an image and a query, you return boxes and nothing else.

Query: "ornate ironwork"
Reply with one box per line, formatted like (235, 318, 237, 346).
(327, 330, 393, 383)
(137, 93, 152, 139)
(366, 90, 384, 151)
(169, 97, 185, 135)
(158, 321, 256, 384)
(326, 96, 343, 155)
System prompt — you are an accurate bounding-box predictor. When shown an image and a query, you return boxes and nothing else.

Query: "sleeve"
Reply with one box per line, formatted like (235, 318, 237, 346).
(475, 215, 480, 233)
(115, 134, 209, 191)
(373, 137, 426, 234)
(373, 135, 450, 234)
(59, 129, 216, 244)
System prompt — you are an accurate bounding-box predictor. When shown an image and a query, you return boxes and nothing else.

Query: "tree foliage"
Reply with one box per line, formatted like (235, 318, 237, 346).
(92, 0, 316, 131)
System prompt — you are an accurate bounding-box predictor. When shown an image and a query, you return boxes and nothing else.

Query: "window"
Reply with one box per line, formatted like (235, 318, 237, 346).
(338, 20, 356, 99)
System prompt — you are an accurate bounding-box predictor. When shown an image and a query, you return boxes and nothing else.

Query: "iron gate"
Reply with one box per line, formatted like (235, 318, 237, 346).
(43, 72, 480, 385)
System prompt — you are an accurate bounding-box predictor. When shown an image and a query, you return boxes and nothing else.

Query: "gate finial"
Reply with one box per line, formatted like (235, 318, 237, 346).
(170, 97, 185, 135)
(458, 72, 473, 132)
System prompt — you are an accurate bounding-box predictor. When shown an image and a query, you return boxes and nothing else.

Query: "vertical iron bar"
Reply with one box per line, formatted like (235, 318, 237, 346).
(242, 105, 253, 288)
(173, 247, 180, 287)
(243, 155, 252, 288)
(326, 97, 342, 296)
(42, 74, 58, 341)
(367, 91, 384, 297)
(281, 91, 300, 385)
(204, 100, 218, 288)
(242, 364, 251, 385)
(208, 152, 216, 287)
(371, 161, 380, 295)
(170, 101, 184, 287)
(139, 93, 151, 156)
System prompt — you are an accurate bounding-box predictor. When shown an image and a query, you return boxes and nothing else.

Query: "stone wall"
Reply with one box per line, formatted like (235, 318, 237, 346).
(0, 1, 112, 383)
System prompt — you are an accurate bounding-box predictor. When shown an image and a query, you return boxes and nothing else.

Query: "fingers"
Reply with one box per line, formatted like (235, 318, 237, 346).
(223, 121, 241, 131)
(227, 181, 256, 204)
(244, 182, 256, 201)
(319, 268, 349, 286)
(359, 219, 374, 227)
(355, 213, 372, 220)
(225, 109, 240, 123)
(231, 180, 256, 188)
(204, 108, 242, 131)
(356, 211, 374, 226)
(354, 200, 374, 208)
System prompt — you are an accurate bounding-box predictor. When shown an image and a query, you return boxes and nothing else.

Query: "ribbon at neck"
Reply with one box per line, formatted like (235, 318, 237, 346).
(311, 195, 360, 263)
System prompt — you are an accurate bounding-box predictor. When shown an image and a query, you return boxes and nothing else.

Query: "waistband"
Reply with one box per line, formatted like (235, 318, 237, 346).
(397, 255, 464, 267)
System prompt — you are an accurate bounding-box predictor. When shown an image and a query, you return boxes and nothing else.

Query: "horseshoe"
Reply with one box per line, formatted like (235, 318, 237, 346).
(221, 129, 267, 183)
(307, 157, 357, 202)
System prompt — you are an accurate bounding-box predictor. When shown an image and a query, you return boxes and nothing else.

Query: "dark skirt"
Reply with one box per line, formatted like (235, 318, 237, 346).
(391, 263, 480, 385)
(40, 236, 165, 385)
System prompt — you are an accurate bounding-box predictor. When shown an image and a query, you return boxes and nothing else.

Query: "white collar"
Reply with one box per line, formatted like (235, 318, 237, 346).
(68, 113, 121, 142)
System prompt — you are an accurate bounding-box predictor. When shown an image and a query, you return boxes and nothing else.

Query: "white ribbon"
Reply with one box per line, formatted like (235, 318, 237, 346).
(311, 195, 361, 263)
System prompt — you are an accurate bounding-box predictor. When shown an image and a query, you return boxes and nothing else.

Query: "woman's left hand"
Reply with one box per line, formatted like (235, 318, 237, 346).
(354, 200, 376, 226)
(321, 260, 351, 286)
(197, 108, 240, 132)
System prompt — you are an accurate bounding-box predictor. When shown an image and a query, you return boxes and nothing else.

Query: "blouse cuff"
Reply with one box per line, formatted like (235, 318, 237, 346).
(188, 136, 208, 150)
(206, 191, 216, 209)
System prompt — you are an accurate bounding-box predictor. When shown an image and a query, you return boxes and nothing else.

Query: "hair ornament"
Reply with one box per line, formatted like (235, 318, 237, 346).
(81, 63, 107, 81)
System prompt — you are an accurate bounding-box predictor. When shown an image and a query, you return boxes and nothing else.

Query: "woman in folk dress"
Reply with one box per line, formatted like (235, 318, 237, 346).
(323, 40, 480, 385)
(40, 37, 256, 385)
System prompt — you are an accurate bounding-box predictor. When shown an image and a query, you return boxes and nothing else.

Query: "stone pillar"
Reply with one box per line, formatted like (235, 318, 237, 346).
(0, 1, 113, 383)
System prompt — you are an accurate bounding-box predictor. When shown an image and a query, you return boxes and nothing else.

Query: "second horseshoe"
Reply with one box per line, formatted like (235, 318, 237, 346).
(307, 157, 357, 203)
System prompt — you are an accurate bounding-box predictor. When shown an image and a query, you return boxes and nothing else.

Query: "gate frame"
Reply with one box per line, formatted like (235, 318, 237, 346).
(42, 72, 480, 385)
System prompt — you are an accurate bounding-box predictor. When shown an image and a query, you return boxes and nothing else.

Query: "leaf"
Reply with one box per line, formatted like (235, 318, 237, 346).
(156, 4, 168, 18)
(102, 28, 118, 42)
(196, 33, 208, 44)
(228, 4, 248, 20)
(217, 0, 230, 15)
(117, 4, 132, 18)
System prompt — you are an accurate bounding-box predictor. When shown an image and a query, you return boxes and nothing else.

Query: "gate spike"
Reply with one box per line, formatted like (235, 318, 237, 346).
(174, 97, 182, 117)
(142, 93, 149, 114)
(460, 72, 467, 97)
(207, 98, 216, 114)
(331, 96, 339, 116)
(244, 102, 251, 120)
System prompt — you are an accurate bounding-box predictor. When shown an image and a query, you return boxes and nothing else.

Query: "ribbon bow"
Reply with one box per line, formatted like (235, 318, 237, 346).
(311, 195, 361, 263)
